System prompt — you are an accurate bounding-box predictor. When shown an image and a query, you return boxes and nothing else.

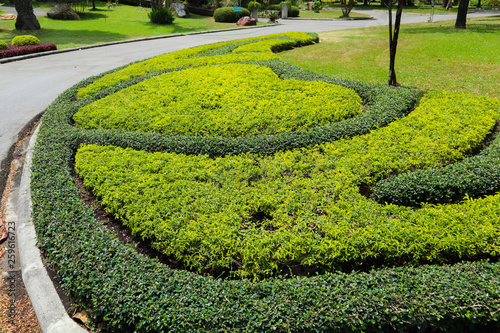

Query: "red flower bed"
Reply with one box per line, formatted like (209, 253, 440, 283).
(0, 43, 57, 59)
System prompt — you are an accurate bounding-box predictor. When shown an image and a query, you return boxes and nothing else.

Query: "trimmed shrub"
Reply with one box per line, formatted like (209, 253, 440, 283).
(148, 7, 175, 24)
(247, 0, 262, 9)
(214, 6, 251, 22)
(289, 5, 299, 16)
(0, 43, 57, 59)
(232, 39, 297, 52)
(11, 35, 40, 46)
(0, 40, 8, 50)
(74, 64, 363, 137)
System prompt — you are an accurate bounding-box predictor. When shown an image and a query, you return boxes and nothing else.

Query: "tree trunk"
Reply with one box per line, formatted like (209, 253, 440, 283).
(14, 0, 40, 30)
(388, 0, 404, 86)
(455, 0, 470, 29)
(476, 0, 481, 8)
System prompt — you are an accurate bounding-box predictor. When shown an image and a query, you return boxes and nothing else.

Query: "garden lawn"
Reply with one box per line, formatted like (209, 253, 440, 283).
(0, 1, 257, 49)
(280, 16, 500, 101)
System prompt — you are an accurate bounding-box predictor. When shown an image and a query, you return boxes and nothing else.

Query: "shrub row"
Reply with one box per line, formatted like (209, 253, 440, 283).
(74, 90, 500, 279)
(76, 32, 318, 99)
(32, 79, 500, 331)
(0, 43, 57, 59)
(74, 63, 363, 137)
(372, 123, 500, 207)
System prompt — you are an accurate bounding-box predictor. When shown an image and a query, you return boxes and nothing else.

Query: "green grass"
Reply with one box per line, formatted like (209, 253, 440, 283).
(280, 16, 500, 101)
(0, 8, 6, 14)
(0, 1, 261, 49)
(294, 8, 372, 19)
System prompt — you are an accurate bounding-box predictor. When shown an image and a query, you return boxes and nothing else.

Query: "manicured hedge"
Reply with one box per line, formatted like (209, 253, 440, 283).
(371, 121, 500, 207)
(12, 34, 40, 46)
(0, 43, 57, 59)
(30, 34, 500, 331)
(76, 32, 318, 99)
(74, 63, 363, 137)
(74, 90, 500, 279)
(214, 6, 251, 22)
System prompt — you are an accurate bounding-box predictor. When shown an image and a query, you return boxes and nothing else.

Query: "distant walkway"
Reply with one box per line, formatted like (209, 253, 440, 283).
(0, 4, 47, 17)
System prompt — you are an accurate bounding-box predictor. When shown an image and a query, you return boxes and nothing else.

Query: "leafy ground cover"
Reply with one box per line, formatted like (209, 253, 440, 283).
(74, 64, 363, 136)
(281, 16, 500, 100)
(0, 1, 260, 49)
(30, 29, 500, 332)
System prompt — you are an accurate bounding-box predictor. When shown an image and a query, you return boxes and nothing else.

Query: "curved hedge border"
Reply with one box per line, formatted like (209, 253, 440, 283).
(74, 90, 500, 279)
(76, 32, 318, 99)
(31, 35, 500, 331)
(74, 63, 363, 137)
(371, 122, 500, 207)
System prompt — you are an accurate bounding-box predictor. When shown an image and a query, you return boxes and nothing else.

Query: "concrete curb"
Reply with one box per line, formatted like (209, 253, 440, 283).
(0, 24, 277, 64)
(16, 124, 88, 333)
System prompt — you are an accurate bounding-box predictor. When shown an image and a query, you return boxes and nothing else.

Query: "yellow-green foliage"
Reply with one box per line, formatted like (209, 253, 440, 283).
(0, 40, 8, 50)
(232, 39, 297, 53)
(74, 64, 363, 137)
(11, 35, 40, 46)
(75, 91, 500, 279)
(76, 32, 317, 99)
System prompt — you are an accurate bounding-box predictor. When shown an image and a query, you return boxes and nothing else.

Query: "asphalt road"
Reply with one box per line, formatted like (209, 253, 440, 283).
(0, 9, 498, 184)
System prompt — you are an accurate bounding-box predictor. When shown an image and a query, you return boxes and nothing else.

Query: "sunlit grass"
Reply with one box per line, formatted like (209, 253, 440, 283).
(280, 16, 500, 100)
(0, 1, 259, 49)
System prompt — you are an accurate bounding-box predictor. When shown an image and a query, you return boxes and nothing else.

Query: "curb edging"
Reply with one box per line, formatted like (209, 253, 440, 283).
(16, 124, 88, 333)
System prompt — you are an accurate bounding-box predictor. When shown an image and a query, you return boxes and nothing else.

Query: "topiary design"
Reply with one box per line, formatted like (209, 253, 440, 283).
(11, 35, 41, 46)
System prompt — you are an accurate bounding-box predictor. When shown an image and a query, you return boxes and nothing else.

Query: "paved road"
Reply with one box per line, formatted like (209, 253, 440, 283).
(0, 9, 498, 180)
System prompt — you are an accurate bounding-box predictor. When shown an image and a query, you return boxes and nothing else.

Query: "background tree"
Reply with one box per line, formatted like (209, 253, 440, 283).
(387, 0, 404, 86)
(455, 0, 470, 29)
(14, 0, 40, 30)
(340, 0, 355, 17)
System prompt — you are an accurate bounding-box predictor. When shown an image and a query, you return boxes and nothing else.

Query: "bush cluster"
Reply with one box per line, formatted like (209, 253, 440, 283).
(30, 34, 500, 331)
(0, 40, 8, 50)
(148, 7, 175, 24)
(0, 43, 57, 59)
(11, 34, 40, 46)
(214, 6, 251, 22)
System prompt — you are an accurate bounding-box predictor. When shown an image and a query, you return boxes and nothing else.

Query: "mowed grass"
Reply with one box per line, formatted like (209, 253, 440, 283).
(280, 16, 500, 100)
(0, 1, 253, 49)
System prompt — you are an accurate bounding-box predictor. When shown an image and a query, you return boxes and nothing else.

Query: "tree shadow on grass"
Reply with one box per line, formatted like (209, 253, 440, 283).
(31, 28, 128, 45)
(78, 11, 109, 20)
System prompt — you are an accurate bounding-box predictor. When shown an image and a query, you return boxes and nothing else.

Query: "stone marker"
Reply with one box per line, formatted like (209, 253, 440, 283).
(236, 16, 256, 26)
(47, 3, 81, 20)
(170, 2, 190, 18)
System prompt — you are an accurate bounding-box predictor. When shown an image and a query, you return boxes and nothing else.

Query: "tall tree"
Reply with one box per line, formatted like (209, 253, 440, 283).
(14, 0, 40, 30)
(388, 0, 404, 86)
(455, 0, 470, 29)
